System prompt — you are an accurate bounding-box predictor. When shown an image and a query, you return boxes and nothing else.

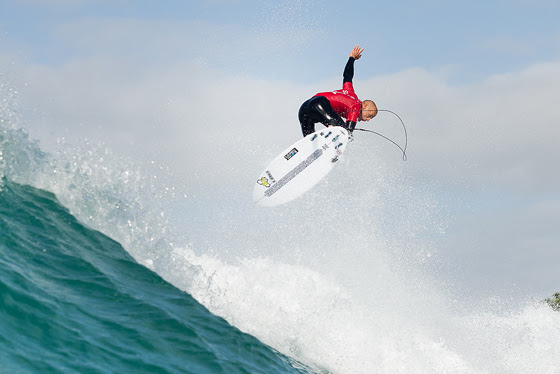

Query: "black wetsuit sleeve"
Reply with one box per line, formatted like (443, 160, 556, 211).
(343, 57, 355, 84)
(345, 120, 356, 132)
(343, 57, 357, 130)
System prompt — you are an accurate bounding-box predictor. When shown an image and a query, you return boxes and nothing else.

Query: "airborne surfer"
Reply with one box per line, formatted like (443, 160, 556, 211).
(298, 45, 377, 138)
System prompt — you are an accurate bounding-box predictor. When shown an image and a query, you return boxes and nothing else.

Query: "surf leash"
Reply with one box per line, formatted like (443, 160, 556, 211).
(354, 109, 408, 161)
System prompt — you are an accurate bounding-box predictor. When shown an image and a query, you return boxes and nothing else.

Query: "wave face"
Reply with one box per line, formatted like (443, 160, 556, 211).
(2, 83, 560, 374)
(0, 180, 314, 373)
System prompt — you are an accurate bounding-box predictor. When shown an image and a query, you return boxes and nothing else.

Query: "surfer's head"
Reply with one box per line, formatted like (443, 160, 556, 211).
(360, 100, 377, 122)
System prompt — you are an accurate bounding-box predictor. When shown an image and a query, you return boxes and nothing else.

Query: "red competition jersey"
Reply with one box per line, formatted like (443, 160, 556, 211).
(314, 82, 362, 123)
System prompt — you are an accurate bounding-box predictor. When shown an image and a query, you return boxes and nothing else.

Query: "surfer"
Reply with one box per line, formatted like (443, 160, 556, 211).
(298, 45, 377, 137)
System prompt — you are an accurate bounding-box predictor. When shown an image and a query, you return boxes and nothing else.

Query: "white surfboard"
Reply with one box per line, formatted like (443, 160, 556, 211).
(253, 127, 350, 207)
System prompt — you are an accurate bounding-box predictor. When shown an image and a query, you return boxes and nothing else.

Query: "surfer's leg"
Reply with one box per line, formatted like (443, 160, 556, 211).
(308, 96, 346, 128)
(298, 99, 316, 136)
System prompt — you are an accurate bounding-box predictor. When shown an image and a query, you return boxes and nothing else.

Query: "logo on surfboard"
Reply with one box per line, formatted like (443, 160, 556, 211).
(257, 171, 276, 188)
(284, 147, 298, 160)
(257, 177, 271, 188)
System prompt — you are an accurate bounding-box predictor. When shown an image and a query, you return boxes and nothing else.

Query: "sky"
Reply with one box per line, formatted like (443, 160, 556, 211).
(1, 0, 560, 300)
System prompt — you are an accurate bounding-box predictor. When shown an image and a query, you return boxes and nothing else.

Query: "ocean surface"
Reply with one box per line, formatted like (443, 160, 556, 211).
(1, 86, 560, 374)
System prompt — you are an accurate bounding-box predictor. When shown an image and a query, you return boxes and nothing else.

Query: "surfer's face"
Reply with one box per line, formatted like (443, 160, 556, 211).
(360, 101, 377, 122)
(361, 110, 376, 121)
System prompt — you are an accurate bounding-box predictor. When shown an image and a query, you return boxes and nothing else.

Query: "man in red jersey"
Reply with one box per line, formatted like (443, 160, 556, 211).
(298, 45, 377, 137)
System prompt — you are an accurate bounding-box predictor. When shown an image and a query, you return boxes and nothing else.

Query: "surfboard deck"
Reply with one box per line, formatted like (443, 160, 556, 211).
(253, 127, 350, 207)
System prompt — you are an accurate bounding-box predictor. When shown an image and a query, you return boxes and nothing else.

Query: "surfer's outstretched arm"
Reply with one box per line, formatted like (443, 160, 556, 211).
(343, 45, 364, 84)
(343, 58, 355, 84)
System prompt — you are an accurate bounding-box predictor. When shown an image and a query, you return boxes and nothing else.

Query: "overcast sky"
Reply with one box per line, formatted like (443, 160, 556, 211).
(1, 0, 560, 300)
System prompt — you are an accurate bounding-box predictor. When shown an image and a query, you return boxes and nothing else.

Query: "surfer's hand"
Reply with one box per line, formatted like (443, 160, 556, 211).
(350, 45, 364, 60)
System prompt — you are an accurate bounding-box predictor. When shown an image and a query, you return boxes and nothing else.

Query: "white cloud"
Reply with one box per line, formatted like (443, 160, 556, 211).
(360, 62, 560, 194)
